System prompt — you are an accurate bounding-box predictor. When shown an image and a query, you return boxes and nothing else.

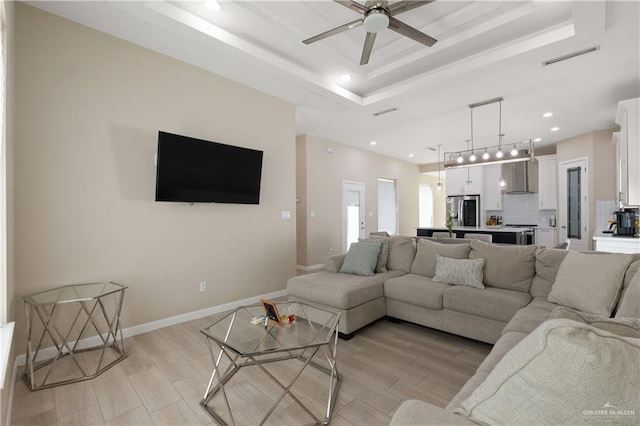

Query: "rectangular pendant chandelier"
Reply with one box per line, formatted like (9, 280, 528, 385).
(444, 139, 535, 169)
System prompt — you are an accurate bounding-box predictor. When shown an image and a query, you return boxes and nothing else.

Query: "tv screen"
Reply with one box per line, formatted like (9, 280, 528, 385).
(155, 131, 263, 204)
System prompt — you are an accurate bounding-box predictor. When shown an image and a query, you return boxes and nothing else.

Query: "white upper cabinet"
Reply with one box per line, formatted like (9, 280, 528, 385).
(483, 164, 503, 211)
(615, 98, 640, 207)
(537, 155, 557, 210)
(446, 167, 484, 196)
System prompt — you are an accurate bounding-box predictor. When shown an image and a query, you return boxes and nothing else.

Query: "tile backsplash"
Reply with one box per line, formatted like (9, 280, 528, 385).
(487, 193, 556, 226)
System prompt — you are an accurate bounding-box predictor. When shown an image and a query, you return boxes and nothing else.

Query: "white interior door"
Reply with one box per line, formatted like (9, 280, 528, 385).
(342, 181, 365, 253)
(558, 158, 589, 250)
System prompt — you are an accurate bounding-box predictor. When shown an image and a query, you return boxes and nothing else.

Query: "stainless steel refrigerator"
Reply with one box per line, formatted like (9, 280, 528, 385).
(446, 195, 481, 227)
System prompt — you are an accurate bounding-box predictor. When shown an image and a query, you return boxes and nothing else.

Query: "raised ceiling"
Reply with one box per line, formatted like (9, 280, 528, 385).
(27, 1, 640, 164)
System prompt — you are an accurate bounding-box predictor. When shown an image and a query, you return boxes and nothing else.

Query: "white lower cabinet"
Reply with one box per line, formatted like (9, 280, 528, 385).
(535, 228, 558, 248)
(593, 236, 640, 253)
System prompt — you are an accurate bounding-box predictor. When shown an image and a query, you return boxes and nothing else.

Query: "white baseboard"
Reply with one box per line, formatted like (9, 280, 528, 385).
(296, 264, 323, 271)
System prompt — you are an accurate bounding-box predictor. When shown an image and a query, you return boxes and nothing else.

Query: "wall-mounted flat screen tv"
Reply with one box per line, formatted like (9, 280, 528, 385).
(155, 131, 263, 204)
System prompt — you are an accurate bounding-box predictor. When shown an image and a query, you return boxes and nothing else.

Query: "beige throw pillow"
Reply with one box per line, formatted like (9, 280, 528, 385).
(616, 268, 640, 319)
(432, 255, 485, 289)
(469, 240, 536, 292)
(410, 238, 471, 278)
(548, 252, 633, 317)
(456, 319, 640, 425)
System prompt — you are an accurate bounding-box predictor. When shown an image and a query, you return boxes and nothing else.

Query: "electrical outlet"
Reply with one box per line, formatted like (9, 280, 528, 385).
(199, 281, 207, 292)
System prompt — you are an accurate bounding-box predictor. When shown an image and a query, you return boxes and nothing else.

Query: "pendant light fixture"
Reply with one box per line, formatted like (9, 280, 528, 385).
(436, 144, 443, 192)
(444, 97, 535, 169)
(495, 99, 504, 158)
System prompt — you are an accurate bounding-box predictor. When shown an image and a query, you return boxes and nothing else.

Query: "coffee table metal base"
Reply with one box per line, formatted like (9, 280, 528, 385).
(200, 329, 340, 425)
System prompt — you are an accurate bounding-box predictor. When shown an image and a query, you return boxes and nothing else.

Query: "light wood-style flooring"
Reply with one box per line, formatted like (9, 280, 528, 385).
(10, 314, 491, 425)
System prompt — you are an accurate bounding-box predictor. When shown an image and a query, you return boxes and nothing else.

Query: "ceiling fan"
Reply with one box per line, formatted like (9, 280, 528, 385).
(303, 0, 437, 65)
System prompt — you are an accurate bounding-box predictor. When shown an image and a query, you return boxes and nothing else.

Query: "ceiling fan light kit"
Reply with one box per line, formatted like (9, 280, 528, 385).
(445, 97, 535, 169)
(302, 0, 437, 65)
(364, 9, 389, 33)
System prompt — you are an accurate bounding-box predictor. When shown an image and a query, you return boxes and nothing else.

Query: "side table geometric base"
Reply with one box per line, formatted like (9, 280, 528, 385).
(23, 282, 127, 391)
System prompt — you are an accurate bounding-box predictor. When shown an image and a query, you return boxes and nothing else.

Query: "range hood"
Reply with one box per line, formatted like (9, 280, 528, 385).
(502, 161, 538, 194)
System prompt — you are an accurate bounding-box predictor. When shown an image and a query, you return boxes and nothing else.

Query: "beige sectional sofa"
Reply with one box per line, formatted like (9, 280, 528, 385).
(287, 235, 640, 424)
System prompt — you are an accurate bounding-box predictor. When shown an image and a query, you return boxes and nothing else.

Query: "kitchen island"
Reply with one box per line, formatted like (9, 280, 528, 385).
(417, 227, 534, 245)
(593, 233, 640, 253)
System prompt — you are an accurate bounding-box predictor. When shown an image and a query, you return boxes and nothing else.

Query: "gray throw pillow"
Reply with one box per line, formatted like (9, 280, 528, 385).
(548, 251, 633, 317)
(339, 241, 381, 276)
(432, 255, 485, 289)
(359, 238, 388, 273)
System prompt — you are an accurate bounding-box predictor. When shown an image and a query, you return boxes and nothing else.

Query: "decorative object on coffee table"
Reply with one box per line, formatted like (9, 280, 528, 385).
(23, 282, 127, 390)
(260, 298, 283, 326)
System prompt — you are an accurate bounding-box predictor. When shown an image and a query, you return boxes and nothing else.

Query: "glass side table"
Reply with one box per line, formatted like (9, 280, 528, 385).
(201, 301, 341, 425)
(23, 282, 127, 390)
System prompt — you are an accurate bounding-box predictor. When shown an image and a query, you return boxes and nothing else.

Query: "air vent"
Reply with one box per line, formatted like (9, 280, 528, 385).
(542, 46, 600, 66)
(373, 107, 398, 117)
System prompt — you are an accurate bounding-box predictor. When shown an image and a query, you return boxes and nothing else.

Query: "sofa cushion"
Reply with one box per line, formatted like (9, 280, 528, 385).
(339, 241, 381, 276)
(323, 254, 345, 273)
(433, 256, 485, 289)
(616, 268, 640, 319)
(548, 251, 633, 317)
(410, 238, 471, 278)
(384, 274, 449, 310)
(551, 307, 640, 338)
(286, 269, 405, 310)
(443, 286, 531, 323)
(476, 331, 528, 374)
(469, 240, 536, 292)
(360, 238, 389, 273)
(456, 319, 640, 425)
(373, 235, 417, 273)
(617, 259, 640, 317)
(526, 296, 561, 312)
(530, 247, 570, 297)
(501, 306, 553, 335)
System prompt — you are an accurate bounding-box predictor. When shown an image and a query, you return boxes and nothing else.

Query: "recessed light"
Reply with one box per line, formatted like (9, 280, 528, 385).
(543, 112, 553, 118)
(341, 74, 352, 82)
(534, 137, 542, 142)
(409, 153, 415, 158)
(551, 127, 560, 132)
(204, 0, 223, 12)
(370, 141, 377, 146)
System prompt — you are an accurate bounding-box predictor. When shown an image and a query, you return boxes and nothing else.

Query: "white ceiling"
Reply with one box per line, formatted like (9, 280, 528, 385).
(26, 0, 640, 165)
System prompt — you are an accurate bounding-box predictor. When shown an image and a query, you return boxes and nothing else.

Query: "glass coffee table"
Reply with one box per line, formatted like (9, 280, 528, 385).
(23, 282, 127, 390)
(200, 301, 341, 425)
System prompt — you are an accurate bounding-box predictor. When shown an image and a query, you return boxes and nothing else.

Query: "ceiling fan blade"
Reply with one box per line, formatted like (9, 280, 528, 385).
(388, 0, 435, 16)
(333, 0, 368, 15)
(303, 19, 363, 44)
(388, 17, 437, 47)
(360, 32, 377, 65)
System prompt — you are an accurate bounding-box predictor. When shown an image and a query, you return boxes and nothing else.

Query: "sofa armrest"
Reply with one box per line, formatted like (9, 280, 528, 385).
(390, 400, 476, 426)
(324, 254, 346, 272)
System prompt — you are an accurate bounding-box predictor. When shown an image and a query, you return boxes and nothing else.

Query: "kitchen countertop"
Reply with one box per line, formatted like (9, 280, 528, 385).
(593, 233, 639, 240)
(418, 226, 533, 233)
